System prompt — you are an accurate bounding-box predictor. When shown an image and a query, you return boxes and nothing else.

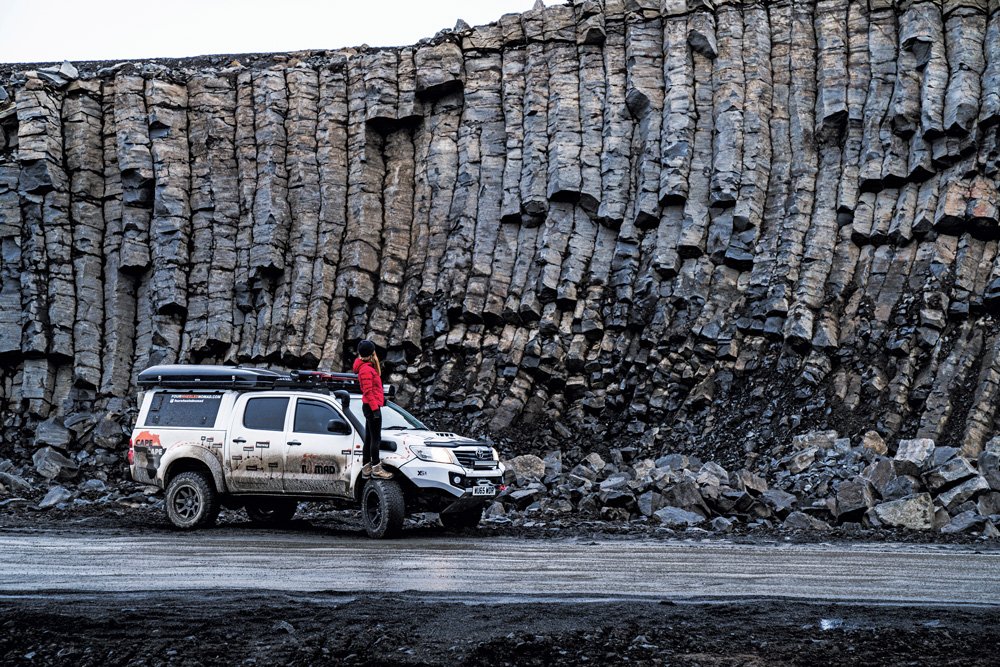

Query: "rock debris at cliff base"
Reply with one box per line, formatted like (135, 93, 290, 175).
(2, 0, 1000, 476)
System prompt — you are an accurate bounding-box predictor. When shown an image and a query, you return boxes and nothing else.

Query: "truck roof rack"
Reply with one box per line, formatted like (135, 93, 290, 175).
(136, 364, 396, 397)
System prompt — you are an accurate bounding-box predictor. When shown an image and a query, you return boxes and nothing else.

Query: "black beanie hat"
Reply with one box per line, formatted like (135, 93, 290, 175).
(358, 339, 376, 357)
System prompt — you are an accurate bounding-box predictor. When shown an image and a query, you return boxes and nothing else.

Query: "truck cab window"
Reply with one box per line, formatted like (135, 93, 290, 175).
(294, 399, 348, 435)
(243, 397, 289, 431)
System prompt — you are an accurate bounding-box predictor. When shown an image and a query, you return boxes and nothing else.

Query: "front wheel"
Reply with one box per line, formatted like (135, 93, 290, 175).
(165, 471, 220, 530)
(245, 498, 297, 526)
(440, 506, 484, 530)
(361, 479, 405, 539)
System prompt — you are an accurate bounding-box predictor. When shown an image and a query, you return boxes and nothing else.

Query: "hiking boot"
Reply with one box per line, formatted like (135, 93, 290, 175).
(361, 464, 372, 479)
(371, 463, 393, 479)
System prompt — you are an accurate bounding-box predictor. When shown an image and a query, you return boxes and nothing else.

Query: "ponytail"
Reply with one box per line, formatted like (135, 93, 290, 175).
(363, 352, 382, 377)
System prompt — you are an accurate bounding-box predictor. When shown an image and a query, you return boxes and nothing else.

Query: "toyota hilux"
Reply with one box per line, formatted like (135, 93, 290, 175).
(128, 365, 505, 538)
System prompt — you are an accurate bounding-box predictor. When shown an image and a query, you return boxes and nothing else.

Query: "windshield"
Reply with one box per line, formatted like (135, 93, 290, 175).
(348, 399, 427, 431)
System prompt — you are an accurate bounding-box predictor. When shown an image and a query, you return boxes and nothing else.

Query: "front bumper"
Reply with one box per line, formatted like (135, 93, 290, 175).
(399, 459, 504, 499)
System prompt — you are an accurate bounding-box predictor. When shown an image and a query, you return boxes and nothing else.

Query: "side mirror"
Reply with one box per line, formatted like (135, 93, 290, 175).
(327, 419, 351, 435)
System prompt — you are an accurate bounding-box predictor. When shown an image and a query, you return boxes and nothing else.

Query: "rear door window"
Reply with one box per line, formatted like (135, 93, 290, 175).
(243, 397, 289, 432)
(145, 393, 223, 427)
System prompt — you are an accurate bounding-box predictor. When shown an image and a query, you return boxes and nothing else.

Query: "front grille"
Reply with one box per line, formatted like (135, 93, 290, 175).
(454, 448, 498, 469)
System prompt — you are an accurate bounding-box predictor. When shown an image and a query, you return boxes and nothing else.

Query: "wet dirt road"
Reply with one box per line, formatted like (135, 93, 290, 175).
(2, 529, 998, 605)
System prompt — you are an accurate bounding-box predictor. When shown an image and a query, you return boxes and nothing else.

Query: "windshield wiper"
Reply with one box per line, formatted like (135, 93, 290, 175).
(384, 425, 410, 430)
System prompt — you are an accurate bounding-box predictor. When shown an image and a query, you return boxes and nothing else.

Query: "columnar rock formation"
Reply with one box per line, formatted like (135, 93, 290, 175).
(1, 0, 1000, 465)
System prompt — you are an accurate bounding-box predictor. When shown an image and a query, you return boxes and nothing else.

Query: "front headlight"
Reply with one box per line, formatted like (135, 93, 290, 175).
(409, 445, 457, 465)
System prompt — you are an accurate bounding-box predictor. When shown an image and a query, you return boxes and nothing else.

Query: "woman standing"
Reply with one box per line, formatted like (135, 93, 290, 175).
(353, 339, 392, 479)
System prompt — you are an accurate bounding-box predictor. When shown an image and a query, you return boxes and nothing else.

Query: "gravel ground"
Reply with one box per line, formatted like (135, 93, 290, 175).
(3, 504, 997, 665)
(1, 591, 997, 666)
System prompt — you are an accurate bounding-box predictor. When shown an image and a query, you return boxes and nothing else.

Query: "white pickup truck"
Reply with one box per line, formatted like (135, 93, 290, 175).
(128, 365, 505, 538)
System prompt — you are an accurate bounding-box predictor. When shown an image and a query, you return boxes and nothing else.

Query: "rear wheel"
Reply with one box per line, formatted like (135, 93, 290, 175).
(165, 471, 219, 530)
(245, 498, 297, 526)
(440, 506, 484, 530)
(361, 479, 405, 539)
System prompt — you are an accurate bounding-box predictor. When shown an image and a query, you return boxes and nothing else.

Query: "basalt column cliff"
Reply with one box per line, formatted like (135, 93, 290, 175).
(1, 0, 1000, 463)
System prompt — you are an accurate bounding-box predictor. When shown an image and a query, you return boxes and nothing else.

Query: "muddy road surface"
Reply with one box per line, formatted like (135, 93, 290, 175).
(2, 528, 999, 665)
(2, 530, 999, 604)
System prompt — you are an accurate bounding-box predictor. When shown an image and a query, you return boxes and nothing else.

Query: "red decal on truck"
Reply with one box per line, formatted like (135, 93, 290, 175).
(134, 431, 162, 449)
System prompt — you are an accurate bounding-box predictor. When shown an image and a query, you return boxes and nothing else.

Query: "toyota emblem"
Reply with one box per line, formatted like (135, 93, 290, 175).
(477, 448, 491, 460)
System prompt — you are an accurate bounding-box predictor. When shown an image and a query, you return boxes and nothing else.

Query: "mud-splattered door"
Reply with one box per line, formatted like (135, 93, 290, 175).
(281, 397, 356, 497)
(227, 395, 290, 492)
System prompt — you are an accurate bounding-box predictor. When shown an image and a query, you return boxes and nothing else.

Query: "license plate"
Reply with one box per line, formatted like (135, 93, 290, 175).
(472, 485, 496, 497)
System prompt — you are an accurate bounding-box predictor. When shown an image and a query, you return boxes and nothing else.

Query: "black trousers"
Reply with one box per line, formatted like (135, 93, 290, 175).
(362, 404, 382, 466)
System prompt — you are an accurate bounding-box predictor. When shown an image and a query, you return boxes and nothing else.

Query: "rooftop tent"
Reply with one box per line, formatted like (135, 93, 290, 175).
(135, 364, 394, 396)
(136, 365, 289, 389)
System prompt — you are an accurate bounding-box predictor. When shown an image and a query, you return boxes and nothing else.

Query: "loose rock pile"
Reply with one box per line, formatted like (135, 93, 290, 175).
(495, 430, 1000, 538)
(0, 422, 157, 513)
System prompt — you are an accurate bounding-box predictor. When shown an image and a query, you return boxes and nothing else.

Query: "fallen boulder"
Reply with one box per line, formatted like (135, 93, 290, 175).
(861, 431, 887, 455)
(543, 450, 562, 478)
(977, 491, 1000, 517)
(761, 489, 797, 517)
(33, 419, 73, 449)
(835, 479, 874, 519)
(791, 430, 839, 450)
(505, 454, 546, 484)
(653, 506, 705, 527)
(874, 493, 935, 530)
(881, 474, 923, 501)
(0, 471, 33, 493)
(662, 479, 710, 517)
(38, 485, 73, 509)
(781, 447, 817, 474)
(32, 446, 79, 481)
(861, 458, 896, 497)
(979, 447, 1000, 491)
(79, 479, 107, 494)
(734, 469, 768, 495)
(782, 511, 831, 531)
(893, 439, 936, 477)
(936, 476, 990, 512)
(924, 458, 977, 492)
(940, 511, 988, 534)
(636, 490, 663, 517)
(710, 516, 733, 532)
(507, 487, 542, 509)
(654, 453, 699, 471)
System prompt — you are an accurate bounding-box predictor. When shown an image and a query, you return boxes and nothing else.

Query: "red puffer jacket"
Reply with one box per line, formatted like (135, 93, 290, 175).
(353, 357, 385, 410)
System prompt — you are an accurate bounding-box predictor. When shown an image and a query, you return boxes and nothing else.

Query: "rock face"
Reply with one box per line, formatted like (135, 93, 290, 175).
(2, 2, 1000, 468)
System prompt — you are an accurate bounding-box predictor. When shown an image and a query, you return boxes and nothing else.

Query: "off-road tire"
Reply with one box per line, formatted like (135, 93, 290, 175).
(361, 478, 405, 539)
(440, 506, 484, 530)
(165, 471, 220, 530)
(245, 498, 297, 526)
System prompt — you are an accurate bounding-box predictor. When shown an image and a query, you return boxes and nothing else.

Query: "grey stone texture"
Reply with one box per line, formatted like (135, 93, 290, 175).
(1, 0, 1000, 471)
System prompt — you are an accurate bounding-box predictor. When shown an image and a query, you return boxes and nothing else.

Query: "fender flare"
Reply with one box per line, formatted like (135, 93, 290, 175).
(158, 446, 226, 493)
